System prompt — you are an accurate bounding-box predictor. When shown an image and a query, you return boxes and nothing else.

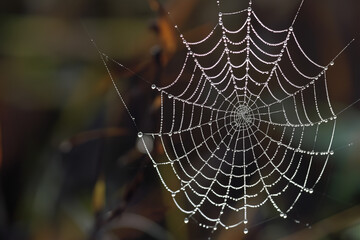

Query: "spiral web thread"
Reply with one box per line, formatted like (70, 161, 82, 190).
(97, 0, 353, 236)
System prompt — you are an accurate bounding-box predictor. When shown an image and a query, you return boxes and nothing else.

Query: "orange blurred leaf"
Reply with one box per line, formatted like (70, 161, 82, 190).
(157, 16, 177, 55)
(148, 0, 178, 64)
(152, 95, 162, 111)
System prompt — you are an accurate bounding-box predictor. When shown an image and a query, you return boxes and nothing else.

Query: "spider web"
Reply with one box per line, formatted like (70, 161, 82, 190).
(94, 0, 354, 236)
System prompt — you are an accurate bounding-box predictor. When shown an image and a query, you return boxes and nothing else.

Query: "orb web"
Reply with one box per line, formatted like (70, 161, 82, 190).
(141, 0, 341, 234)
(96, 0, 354, 236)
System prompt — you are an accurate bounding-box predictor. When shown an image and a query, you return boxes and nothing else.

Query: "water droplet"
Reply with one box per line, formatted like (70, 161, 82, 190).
(330, 61, 334, 66)
(171, 193, 176, 197)
(289, 26, 293, 32)
(244, 228, 249, 234)
(248, 7, 251, 11)
(309, 188, 314, 194)
(244, 219, 248, 224)
(151, 84, 156, 90)
(137, 132, 143, 138)
(184, 218, 189, 224)
(218, 12, 223, 17)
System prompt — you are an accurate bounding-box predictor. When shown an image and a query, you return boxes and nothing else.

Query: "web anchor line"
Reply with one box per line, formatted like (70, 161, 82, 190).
(91, 0, 355, 237)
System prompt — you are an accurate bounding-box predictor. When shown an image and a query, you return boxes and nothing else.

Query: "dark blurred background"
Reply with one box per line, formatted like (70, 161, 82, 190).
(1, 0, 360, 239)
